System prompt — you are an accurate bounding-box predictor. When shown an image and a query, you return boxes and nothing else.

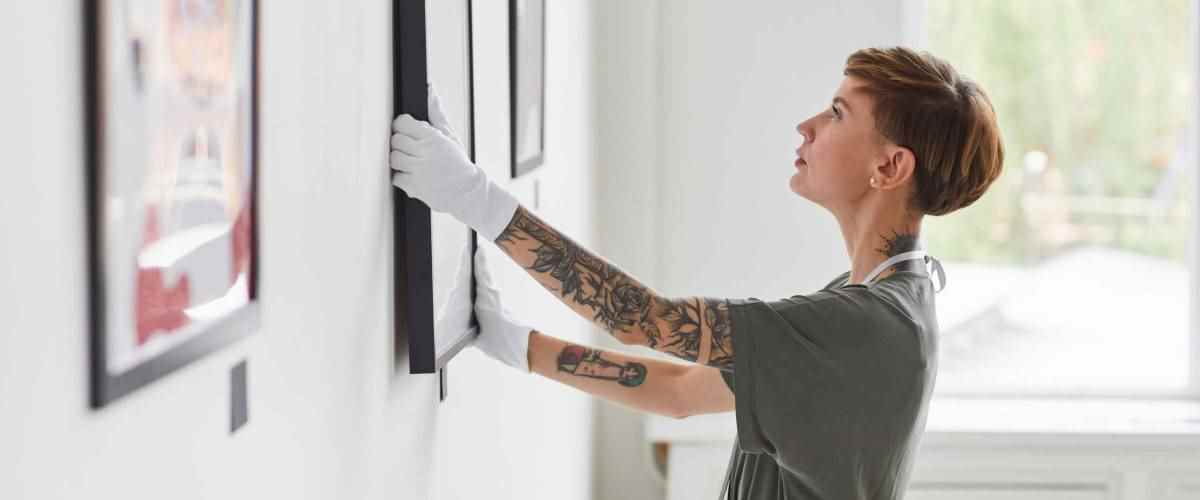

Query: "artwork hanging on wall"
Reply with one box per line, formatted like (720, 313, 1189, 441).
(394, 0, 479, 385)
(85, 0, 260, 408)
(509, 0, 545, 178)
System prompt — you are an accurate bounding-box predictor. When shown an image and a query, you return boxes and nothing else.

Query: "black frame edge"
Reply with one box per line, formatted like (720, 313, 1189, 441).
(85, 0, 104, 408)
(394, 0, 436, 374)
(396, 0, 481, 377)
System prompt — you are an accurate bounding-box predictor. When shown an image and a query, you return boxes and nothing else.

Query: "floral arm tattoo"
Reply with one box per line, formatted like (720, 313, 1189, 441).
(494, 206, 735, 370)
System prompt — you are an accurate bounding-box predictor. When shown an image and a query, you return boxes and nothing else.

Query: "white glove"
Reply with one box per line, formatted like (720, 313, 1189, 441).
(471, 245, 534, 372)
(390, 88, 520, 242)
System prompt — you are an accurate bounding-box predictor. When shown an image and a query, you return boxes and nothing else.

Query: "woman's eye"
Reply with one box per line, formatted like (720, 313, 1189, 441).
(830, 106, 841, 119)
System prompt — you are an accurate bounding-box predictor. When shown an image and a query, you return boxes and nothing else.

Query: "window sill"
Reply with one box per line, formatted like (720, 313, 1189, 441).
(920, 396, 1200, 448)
(644, 397, 1200, 449)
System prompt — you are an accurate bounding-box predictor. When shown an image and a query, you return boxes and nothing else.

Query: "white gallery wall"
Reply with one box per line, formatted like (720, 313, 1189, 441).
(0, 1, 598, 500)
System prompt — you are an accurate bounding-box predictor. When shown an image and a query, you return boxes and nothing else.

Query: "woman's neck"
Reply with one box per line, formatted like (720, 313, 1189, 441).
(837, 205, 924, 285)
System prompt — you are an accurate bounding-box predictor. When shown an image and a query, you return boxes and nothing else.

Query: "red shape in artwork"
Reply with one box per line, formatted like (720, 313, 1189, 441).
(134, 208, 191, 345)
(135, 266, 191, 345)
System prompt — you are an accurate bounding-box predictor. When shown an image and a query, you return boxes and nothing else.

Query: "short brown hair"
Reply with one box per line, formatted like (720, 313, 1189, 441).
(844, 47, 1004, 216)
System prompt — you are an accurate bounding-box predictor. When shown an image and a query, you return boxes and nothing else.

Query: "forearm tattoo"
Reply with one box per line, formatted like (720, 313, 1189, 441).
(496, 207, 658, 341)
(496, 207, 735, 369)
(557, 345, 647, 387)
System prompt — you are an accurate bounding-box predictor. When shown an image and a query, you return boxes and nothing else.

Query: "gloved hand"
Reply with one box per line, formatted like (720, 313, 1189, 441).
(471, 244, 534, 372)
(390, 88, 520, 242)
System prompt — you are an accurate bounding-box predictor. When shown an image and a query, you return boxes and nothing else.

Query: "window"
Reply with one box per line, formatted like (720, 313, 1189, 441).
(920, 0, 1198, 397)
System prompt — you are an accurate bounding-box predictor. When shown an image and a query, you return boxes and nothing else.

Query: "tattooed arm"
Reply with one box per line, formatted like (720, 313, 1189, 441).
(529, 330, 734, 418)
(494, 206, 735, 371)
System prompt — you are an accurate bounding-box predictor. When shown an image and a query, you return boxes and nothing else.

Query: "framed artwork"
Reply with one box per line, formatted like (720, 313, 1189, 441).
(394, 0, 479, 384)
(509, 0, 545, 178)
(85, 0, 260, 408)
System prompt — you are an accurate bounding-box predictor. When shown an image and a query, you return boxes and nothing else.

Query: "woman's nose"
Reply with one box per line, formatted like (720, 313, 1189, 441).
(796, 121, 813, 145)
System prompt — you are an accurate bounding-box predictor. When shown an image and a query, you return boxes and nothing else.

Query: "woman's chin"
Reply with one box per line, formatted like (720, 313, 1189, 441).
(789, 177, 823, 207)
(789, 174, 805, 195)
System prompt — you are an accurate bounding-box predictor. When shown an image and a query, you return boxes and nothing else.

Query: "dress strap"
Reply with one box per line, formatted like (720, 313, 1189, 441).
(863, 250, 947, 293)
(863, 250, 927, 284)
(926, 255, 947, 293)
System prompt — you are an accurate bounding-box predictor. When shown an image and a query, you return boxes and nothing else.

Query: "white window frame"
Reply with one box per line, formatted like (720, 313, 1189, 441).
(901, 0, 1200, 401)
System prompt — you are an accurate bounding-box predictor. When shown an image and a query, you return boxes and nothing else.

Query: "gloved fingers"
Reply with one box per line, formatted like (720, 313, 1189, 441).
(392, 113, 434, 139)
(389, 150, 420, 173)
(391, 171, 413, 190)
(390, 132, 423, 155)
(427, 85, 456, 137)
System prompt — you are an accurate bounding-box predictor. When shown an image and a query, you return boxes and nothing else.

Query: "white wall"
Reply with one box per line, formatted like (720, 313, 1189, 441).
(0, 1, 597, 499)
(591, 1, 905, 498)
(591, 3, 668, 498)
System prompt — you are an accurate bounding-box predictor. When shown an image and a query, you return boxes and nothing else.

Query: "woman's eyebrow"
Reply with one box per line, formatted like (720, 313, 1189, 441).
(833, 96, 852, 114)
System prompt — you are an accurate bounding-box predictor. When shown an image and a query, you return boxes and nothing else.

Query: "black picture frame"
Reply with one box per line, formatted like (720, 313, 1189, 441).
(508, 0, 546, 178)
(85, 0, 261, 408)
(394, 0, 479, 379)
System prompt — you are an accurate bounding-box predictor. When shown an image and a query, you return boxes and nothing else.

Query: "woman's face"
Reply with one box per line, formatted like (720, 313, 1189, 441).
(791, 76, 886, 211)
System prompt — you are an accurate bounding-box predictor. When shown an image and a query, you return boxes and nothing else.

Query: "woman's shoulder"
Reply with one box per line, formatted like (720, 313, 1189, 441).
(805, 270, 936, 328)
(735, 270, 932, 321)
(733, 274, 933, 363)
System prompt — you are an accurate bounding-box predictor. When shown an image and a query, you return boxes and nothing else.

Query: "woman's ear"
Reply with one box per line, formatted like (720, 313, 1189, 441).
(874, 145, 916, 190)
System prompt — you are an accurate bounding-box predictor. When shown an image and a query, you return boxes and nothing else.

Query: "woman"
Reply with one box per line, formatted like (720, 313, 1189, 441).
(390, 46, 1003, 499)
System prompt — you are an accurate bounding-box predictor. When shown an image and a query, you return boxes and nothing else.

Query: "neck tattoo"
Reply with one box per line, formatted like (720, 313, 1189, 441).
(875, 228, 920, 257)
(869, 228, 921, 281)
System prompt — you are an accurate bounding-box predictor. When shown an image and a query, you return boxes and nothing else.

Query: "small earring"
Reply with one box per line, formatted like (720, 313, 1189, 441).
(869, 178, 878, 187)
